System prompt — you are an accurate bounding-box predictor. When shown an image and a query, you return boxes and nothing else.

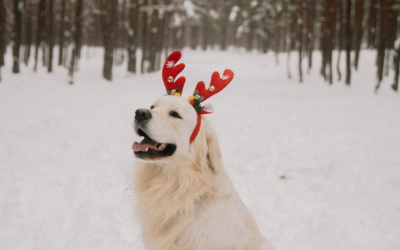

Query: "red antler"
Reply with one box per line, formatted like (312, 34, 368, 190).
(162, 51, 186, 96)
(189, 69, 234, 110)
(188, 69, 234, 144)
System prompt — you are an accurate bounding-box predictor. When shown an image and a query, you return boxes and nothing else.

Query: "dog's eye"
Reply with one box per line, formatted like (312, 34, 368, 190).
(150, 105, 155, 109)
(170, 111, 182, 119)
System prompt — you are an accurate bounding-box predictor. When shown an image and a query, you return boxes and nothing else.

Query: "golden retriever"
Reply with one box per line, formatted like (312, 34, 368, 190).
(132, 94, 274, 250)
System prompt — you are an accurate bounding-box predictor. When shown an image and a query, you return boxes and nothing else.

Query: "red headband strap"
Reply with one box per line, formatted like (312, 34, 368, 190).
(190, 114, 202, 144)
(189, 104, 214, 144)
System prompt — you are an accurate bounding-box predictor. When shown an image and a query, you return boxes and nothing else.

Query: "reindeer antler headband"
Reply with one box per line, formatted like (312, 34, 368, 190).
(162, 51, 234, 144)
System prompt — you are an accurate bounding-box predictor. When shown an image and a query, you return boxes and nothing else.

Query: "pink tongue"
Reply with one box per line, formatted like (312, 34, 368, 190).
(132, 137, 158, 152)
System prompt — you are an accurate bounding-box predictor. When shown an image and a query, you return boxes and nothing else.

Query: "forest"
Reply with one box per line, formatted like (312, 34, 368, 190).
(0, 0, 399, 92)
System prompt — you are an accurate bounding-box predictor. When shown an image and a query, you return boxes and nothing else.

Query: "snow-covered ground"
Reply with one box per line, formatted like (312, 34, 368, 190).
(1, 47, 400, 250)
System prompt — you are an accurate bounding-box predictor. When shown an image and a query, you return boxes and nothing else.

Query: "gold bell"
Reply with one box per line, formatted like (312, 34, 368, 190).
(194, 95, 200, 100)
(168, 76, 174, 83)
(171, 89, 176, 95)
(209, 86, 215, 92)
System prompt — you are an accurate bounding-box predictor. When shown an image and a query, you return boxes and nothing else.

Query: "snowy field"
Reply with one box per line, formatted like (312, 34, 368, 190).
(1, 48, 400, 250)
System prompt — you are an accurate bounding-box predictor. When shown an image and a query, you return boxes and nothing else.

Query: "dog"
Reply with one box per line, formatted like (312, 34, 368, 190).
(132, 52, 274, 250)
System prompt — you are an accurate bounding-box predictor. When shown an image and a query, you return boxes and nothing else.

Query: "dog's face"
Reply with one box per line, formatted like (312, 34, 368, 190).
(132, 95, 198, 162)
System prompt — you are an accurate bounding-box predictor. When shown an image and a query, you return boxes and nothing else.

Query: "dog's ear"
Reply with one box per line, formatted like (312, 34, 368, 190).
(204, 123, 222, 174)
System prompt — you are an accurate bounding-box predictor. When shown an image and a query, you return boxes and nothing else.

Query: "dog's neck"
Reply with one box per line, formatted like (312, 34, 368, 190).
(133, 154, 233, 248)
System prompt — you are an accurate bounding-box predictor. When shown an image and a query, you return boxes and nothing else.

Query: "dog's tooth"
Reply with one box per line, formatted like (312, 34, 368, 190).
(144, 148, 148, 152)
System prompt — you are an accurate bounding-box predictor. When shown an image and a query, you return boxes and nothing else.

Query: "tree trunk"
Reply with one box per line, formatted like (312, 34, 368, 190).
(34, 0, 46, 72)
(326, 0, 335, 84)
(141, 0, 149, 74)
(23, 1, 32, 66)
(393, 47, 400, 91)
(0, 0, 6, 71)
(297, 0, 303, 83)
(320, 0, 326, 79)
(127, 0, 139, 73)
(306, 0, 315, 73)
(345, 0, 352, 85)
(201, 18, 209, 51)
(102, 0, 118, 80)
(69, 0, 83, 83)
(375, 0, 387, 92)
(367, 0, 377, 48)
(47, 0, 54, 72)
(353, 0, 364, 70)
(286, 8, 292, 79)
(58, 0, 66, 66)
(336, 0, 343, 81)
(13, 0, 23, 73)
(148, 7, 158, 72)
(220, 4, 230, 51)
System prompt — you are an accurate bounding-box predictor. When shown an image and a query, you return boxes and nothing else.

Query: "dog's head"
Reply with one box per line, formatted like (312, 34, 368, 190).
(132, 51, 232, 168)
(132, 95, 198, 162)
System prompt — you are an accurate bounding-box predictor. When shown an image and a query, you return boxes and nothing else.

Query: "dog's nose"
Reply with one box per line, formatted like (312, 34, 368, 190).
(135, 109, 152, 122)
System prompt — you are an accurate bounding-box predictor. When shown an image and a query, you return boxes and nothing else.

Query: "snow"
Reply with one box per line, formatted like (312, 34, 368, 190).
(395, 36, 400, 50)
(229, 6, 240, 22)
(183, 0, 196, 18)
(1, 48, 400, 250)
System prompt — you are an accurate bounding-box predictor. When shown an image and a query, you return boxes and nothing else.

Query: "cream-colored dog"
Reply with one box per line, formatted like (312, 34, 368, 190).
(132, 94, 274, 250)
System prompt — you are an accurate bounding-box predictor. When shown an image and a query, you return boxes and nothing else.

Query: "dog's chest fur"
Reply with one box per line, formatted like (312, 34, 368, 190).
(134, 162, 254, 250)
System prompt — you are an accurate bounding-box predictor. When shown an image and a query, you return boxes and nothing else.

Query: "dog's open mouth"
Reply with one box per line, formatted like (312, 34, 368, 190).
(132, 128, 176, 158)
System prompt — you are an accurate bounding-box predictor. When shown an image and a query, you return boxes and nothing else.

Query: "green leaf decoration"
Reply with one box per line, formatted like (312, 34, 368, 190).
(194, 90, 199, 96)
(193, 103, 203, 113)
(175, 87, 179, 92)
(167, 91, 171, 95)
(198, 97, 205, 102)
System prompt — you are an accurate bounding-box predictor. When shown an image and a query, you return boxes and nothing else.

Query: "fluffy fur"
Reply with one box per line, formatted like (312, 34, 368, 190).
(133, 95, 273, 250)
